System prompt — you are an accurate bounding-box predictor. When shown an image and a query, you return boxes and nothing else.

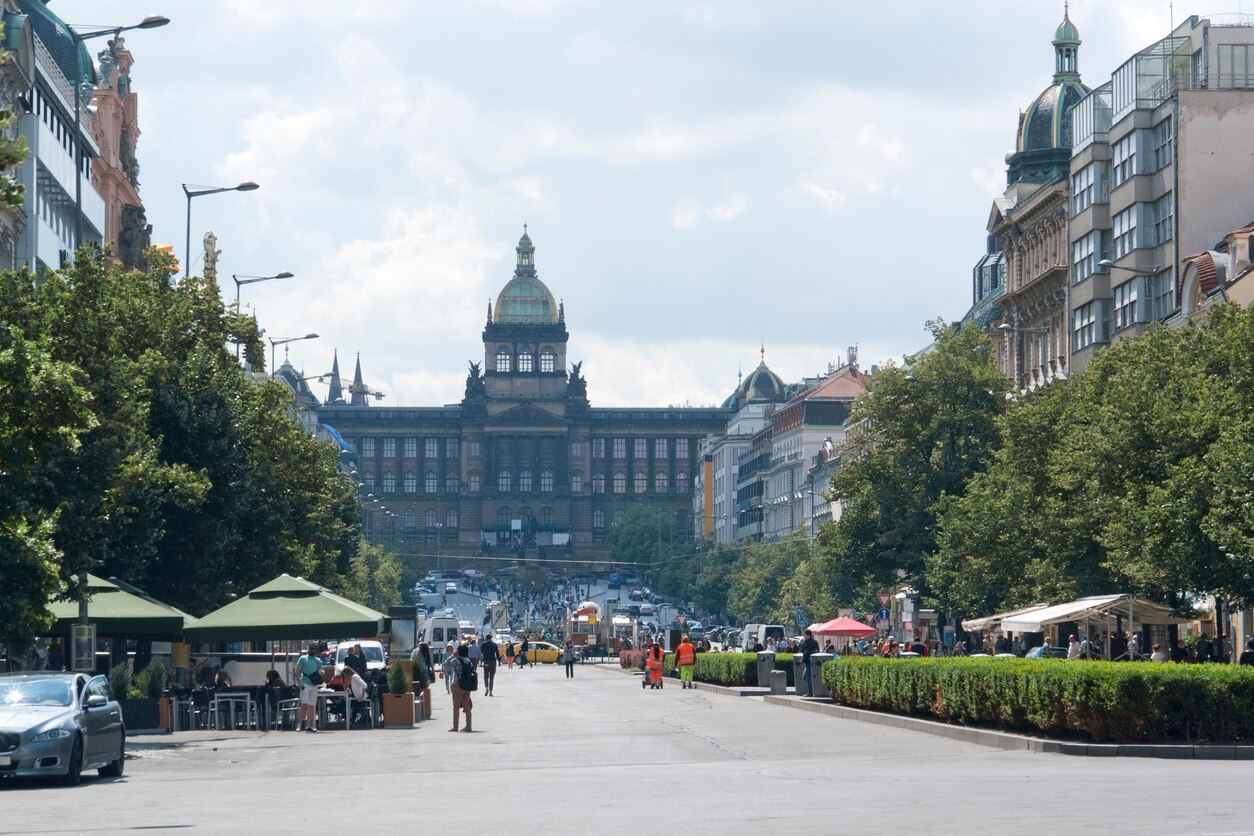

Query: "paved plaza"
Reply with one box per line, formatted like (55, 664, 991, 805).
(5, 663, 1250, 835)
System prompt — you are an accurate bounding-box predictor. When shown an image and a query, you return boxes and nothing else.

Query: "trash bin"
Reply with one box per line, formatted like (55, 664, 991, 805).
(792, 654, 806, 694)
(756, 651, 775, 687)
(809, 653, 833, 698)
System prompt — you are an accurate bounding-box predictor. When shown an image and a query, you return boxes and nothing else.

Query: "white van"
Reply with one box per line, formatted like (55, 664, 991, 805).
(421, 615, 461, 651)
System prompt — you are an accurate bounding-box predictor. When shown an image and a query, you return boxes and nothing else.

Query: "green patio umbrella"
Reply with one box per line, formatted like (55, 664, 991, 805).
(181, 574, 389, 644)
(48, 574, 196, 640)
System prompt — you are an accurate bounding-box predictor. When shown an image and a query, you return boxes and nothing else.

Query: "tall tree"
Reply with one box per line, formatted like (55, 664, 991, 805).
(821, 321, 1009, 598)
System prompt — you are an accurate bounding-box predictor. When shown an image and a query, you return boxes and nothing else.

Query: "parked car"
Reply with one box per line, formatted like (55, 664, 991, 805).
(332, 640, 387, 684)
(1026, 645, 1068, 659)
(0, 673, 126, 784)
(463, 569, 485, 579)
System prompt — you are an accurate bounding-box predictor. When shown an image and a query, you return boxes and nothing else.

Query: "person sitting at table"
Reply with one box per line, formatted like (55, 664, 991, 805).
(265, 670, 285, 687)
(214, 670, 233, 689)
(344, 644, 367, 679)
(341, 663, 370, 727)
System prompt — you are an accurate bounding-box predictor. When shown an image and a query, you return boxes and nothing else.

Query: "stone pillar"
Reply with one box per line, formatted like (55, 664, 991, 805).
(755, 651, 775, 688)
(769, 669, 787, 695)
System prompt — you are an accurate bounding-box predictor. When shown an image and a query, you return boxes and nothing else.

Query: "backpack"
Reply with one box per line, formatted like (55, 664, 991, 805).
(457, 659, 478, 692)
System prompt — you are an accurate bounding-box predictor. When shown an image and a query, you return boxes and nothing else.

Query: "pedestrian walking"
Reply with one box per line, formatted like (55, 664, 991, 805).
(1067, 635, 1081, 660)
(505, 640, 516, 669)
(675, 634, 696, 689)
(481, 634, 499, 696)
(448, 644, 474, 733)
(519, 637, 530, 668)
(294, 643, 321, 733)
(563, 639, 577, 678)
(800, 629, 819, 697)
(1240, 639, 1254, 666)
(440, 642, 457, 694)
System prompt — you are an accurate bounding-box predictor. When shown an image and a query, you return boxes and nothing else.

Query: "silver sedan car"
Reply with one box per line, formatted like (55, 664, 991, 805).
(0, 672, 125, 784)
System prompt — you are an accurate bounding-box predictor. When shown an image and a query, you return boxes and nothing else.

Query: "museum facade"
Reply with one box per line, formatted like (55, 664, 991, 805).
(313, 230, 730, 559)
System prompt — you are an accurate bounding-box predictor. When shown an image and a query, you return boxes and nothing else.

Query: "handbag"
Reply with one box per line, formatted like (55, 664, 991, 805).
(308, 670, 324, 686)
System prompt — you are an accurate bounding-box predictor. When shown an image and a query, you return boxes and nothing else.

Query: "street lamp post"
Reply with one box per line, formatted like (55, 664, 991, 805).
(233, 272, 294, 360)
(268, 333, 319, 373)
(435, 523, 444, 572)
(61, 15, 169, 262)
(182, 181, 259, 277)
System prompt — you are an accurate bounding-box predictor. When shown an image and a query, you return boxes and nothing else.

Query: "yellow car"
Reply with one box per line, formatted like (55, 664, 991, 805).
(518, 640, 562, 664)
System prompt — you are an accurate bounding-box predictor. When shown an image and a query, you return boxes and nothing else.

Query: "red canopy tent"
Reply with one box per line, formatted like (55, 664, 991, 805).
(809, 616, 877, 637)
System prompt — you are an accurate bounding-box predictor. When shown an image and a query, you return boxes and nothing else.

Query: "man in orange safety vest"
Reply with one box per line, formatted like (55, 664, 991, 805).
(675, 635, 696, 689)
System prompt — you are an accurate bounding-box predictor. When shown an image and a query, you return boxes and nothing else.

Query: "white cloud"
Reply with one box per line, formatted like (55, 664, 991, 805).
(670, 193, 748, 229)
(799, 180, 846, 208)
(971, 156, 1007, 197)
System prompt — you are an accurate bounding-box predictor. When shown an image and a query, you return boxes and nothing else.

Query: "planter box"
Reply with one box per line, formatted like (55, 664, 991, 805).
(381, 693, 415, 728)
(118, 697, 161, 731)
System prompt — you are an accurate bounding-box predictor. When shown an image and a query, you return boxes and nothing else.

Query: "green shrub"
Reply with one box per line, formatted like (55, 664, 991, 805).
(619, 650, 645, 670)
(696, 653, 758, 685)
(774, 653, 796, 687)
(109, 662, 132, 700)
(387, 661, 411, 695)
(141, 658, 168, 699)
(822, 656, 1254, 743)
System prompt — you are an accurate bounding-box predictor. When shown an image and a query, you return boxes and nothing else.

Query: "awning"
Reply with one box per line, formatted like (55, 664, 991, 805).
(182, 574, 389, 643)
(999, 594, 1187, 634)
(48, 574, 197, 640)
(961, 603, 1052, 632)
(809, 616, 877, 638)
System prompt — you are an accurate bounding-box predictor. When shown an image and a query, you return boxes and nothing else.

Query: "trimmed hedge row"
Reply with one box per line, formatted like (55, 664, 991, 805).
(656, 652, 759, 686)
(822, 656, 1254, 743)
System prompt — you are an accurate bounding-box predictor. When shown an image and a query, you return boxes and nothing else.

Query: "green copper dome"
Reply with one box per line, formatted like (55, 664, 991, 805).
(1054, 14, 1080, 46)
(494, 228, 557, 324)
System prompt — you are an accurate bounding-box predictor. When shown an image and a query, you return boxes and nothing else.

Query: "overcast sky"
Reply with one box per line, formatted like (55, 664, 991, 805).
(50, 1, 1220, 407)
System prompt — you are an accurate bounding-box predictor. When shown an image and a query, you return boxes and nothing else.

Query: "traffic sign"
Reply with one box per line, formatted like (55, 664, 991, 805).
(876, 592, 892, 607)
(876, 607, 891, 622)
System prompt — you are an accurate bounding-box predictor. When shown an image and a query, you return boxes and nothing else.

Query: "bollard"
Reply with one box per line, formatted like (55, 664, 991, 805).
(756, 651, 776, 687)
(769, 669, 787, 695)
(792, 654, 806, 694)
(809, 653, 833, 698)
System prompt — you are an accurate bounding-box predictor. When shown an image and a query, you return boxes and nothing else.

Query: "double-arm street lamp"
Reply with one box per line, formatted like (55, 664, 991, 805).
(268, 332, 319, 373)
(182, 182, 259, 277)
(233, 272, 294, 359)
(60, 15, 169, 256)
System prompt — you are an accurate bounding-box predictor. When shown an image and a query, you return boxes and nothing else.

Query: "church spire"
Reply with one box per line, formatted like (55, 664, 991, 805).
(327, 349, 343, 405)
(350, 352, 366, 406)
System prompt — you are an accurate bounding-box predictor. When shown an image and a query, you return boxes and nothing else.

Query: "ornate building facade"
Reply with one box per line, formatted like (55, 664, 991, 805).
(973, 11, 1088, 392)
(315, 231, 729, 560)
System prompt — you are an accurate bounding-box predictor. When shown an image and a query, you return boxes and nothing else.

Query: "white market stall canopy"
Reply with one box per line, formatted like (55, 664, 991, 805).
(999, 594, 1188, 634)
(961, 603, 1052, 632)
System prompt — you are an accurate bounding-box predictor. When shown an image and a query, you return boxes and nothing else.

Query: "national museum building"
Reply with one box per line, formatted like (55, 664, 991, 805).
(313, 231, 730, 559)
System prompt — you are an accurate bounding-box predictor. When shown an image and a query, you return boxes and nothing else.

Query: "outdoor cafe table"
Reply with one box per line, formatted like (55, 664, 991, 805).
(211, 691, 258, 730)
(316, 688, 375, 730)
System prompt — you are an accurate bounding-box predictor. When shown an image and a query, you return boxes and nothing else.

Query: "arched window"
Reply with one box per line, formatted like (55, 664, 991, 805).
(382, 472, 395, 493)
(496, 348, 511, 373)
(425, 472, 437, 494)
(445, 472, 459, 493)
(363, 472, 375, 491)
(655, 472, 669, 493)
(634, 472, 647, 494)
(540, 507, 553, 525)
(540, 347, 556, 373)
(498, 506, 511, 525)
(403, 472, 417, 494)
(403, 509, 416, 528)
(540, 470, 554, 492)
(613, 509, 625, 526)
(424, 509, 437, 527)
(676, 471, 689, 494)
(592, 509, 605, 528)
(592, 474, 605, 494)
(498, 470, 511, 492)
(519, 471, 533, 492)
(517, 348, 533, 372)
(613, 472, 626, 494)
(446, 509, 459, 528)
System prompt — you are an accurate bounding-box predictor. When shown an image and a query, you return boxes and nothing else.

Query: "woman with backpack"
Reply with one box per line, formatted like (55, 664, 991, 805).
(448, 643, 475, 733)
